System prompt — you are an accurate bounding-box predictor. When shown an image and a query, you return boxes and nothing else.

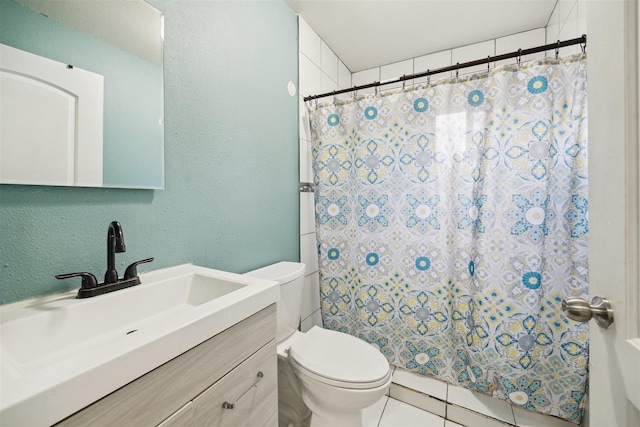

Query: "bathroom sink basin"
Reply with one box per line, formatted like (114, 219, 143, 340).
(0, 264, 279, 426)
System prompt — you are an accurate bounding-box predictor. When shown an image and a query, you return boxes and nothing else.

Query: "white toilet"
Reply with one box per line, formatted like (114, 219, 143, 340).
(245, 262, 391, 427)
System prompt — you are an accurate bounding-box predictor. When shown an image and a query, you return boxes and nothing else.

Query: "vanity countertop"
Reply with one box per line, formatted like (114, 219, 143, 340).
(0, 264, 279, 426)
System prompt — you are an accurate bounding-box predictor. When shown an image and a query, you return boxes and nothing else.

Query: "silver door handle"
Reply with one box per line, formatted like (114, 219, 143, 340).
(561, 296, 614, 329)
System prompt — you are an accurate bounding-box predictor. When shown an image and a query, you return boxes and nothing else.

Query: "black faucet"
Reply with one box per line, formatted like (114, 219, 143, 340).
(56, 221, 154, 298)
(105, 221, 126, 284)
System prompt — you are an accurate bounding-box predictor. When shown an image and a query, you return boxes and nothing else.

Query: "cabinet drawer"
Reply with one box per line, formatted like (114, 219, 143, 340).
(56, 304, 276, 427)
(193, 340, 277, 427)
(157, 402, 193, 427)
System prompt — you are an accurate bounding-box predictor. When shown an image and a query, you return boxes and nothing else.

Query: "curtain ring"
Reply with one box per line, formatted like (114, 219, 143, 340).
(581, 34, 587, 54)
(402, 74, 406, 90)
(427, 70, 431, 86)
(375, 83, 379, 96)
(517, 48, 522, 69)
(487, 56, 491, 73)
(555, 40, 560, 59)
(456, 62, 460, 79)
(332, 90, 337, 104)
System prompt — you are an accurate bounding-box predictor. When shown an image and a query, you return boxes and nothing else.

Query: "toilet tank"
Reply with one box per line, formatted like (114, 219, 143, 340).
(244, 262, 306, 343)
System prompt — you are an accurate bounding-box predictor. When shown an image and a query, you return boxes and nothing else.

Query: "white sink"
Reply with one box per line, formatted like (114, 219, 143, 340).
(0, 264, 279, 426)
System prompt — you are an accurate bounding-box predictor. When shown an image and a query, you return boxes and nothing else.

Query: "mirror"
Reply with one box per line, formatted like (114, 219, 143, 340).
(0, 0, 164, 189)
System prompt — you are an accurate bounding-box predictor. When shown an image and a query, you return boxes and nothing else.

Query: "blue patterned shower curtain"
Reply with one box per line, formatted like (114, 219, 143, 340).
(307, 55, 588, 423)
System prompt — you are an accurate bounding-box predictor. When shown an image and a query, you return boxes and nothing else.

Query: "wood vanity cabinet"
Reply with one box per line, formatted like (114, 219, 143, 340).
(55, 304, 277, 427)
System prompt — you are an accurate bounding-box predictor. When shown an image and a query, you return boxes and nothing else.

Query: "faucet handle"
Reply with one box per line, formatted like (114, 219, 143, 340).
(55, 272, 98, 289)
(124, 258, 155, 280)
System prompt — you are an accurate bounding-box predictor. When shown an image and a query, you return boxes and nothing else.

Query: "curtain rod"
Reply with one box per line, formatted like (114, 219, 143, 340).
(303, 34, 587, 102)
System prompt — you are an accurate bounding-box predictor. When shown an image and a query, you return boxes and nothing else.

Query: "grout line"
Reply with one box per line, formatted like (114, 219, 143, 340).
(445, 382, 449, 420)
(376, 396, 390, 427)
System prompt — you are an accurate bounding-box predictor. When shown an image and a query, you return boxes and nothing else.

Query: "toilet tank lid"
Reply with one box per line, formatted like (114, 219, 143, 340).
(243, 262, 306, 284)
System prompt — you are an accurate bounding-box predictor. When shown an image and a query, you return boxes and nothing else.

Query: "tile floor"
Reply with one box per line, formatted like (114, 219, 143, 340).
(364, 396, 463, 427)
(361, 367, 580, 427)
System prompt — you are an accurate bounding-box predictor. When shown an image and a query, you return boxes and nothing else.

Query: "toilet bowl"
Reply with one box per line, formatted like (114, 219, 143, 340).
(244, 262, 391, 427)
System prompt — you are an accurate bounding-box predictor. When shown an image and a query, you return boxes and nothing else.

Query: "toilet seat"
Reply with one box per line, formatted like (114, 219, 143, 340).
(288, 326, 391, 389)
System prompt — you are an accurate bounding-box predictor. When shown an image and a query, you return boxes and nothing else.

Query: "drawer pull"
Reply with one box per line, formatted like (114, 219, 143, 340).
(221, 371, 264, 409)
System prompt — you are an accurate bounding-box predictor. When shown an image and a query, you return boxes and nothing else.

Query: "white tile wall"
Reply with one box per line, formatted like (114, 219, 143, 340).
(298, 16, 345, 333)
(546, 3, 560, 46)
(298, 17, 321, 66)
(413, 50, 451, 85)
(321, 71, 338, 94)
(301, 271, 320, 320)
(451, 40, 495, 76)
(546, 0, 586, 58)
(300, 308, 322, 332)
(299, 192, 315, 235)
(495, 29, 546, 67)
(300, 232, 318, 274)
(577, 1, 587, 38)
(558, 4, 581, 55)
(381, 59, 413, 90)
(299, 53, 322, 97)
(557, 0, 577, 31)
(338, 61, 352, 89)
(352, 67, 380, 94)
(321, 42, 338, 82)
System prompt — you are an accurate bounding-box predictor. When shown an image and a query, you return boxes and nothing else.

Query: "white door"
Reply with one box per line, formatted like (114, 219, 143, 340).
(0, 43, 104, 187)
(586, 2, 640, 426)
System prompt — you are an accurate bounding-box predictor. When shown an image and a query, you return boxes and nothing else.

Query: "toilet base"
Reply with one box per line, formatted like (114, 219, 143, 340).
(277, 354, 312, 427)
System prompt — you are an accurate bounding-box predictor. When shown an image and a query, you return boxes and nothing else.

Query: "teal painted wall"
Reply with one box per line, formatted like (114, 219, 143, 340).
(0, 0, 164, 189)
(0, 0, 300, 305)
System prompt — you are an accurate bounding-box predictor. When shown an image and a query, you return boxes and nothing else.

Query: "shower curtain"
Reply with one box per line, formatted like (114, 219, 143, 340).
(307, 55, 588, 423)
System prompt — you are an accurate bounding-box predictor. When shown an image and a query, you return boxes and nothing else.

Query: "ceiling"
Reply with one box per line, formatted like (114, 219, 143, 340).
(286, 0, 559, 72)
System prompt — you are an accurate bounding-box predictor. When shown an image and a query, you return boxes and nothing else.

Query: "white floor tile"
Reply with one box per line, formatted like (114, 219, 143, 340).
(512, 405, 578, 427)
(447, 385, 515, 424)
(378, 398, 445, 427)
(363, 395, 388, 427)
(392, 368, 448, 400)
(444, 421, 465, 427)
(447, 404, 512, 427)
